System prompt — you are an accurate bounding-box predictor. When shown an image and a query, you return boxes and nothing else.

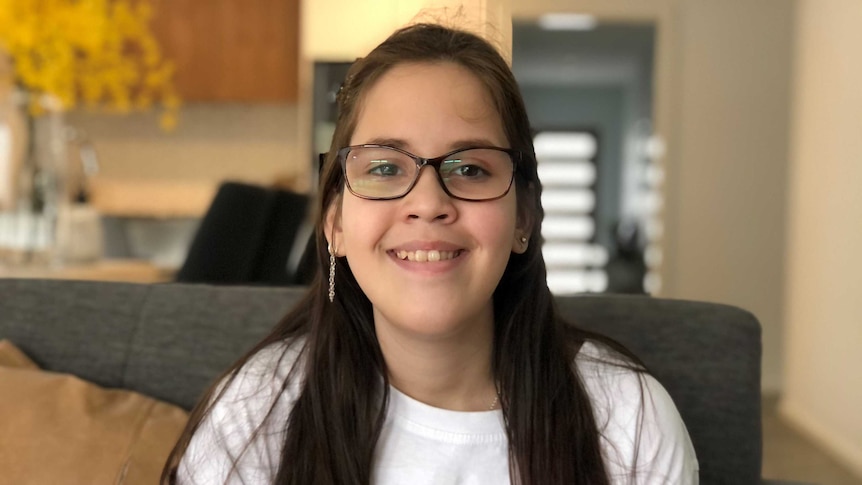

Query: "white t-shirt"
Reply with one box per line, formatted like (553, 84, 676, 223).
(177, 340, 699, 484)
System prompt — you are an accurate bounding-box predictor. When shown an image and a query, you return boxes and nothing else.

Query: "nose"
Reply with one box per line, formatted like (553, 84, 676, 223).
(402, 166, 457, 222)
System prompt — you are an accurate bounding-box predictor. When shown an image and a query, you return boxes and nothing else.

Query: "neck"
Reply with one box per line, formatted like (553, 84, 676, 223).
(375, 307, 498, 412)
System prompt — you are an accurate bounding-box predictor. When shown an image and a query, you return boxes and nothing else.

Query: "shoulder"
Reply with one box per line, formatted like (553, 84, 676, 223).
(575, 340, 699, 484)
(215, 339, 305, 409)
(177, 339, 306, 484)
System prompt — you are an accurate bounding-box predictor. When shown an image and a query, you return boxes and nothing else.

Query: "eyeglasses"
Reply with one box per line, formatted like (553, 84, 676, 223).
(336, 144, 520, 201)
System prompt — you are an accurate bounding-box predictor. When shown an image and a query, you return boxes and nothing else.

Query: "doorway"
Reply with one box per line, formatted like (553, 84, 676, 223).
(513, 22, 660, 294)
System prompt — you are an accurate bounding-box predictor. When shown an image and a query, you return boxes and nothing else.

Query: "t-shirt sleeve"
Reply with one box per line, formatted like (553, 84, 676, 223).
(176, 342, 300, 485)
(578, 343, 700, 485)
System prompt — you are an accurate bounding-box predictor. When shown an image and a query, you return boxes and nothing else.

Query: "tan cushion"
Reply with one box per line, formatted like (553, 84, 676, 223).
(0, 339, 38, 369)
(0, 339, 189, 485)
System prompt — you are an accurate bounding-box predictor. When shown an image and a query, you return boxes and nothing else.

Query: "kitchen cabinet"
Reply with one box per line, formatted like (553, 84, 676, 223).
(150, 0, 299, 102)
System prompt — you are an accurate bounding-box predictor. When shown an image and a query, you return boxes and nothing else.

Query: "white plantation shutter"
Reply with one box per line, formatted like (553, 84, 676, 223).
(535, 131, 608, 294)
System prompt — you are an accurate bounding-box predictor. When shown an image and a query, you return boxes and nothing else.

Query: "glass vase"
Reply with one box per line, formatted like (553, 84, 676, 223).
(0, 89, 68, 267)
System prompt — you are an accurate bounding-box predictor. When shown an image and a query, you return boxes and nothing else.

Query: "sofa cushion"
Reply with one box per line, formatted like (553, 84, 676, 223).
(0, 340, 189, 485)
(0, 339, 38, 368)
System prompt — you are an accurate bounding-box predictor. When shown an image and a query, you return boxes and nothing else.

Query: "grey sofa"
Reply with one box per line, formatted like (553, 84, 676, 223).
(0, 278, 766, 484)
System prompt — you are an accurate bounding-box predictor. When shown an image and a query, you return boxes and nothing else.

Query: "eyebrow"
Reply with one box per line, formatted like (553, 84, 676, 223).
(362, 137, 506, 152)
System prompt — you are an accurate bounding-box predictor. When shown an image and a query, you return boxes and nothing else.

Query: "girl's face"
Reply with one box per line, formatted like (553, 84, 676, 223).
(327, 61, 528, 341)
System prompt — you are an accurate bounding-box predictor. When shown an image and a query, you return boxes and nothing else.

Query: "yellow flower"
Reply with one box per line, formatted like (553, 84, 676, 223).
(0, 0, 180, 129)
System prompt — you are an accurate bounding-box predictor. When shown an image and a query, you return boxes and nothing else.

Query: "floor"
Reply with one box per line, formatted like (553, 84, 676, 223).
(762, 395, 861, 485)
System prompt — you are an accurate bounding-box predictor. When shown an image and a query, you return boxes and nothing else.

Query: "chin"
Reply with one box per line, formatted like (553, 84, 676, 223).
(374, 305, 492, 341)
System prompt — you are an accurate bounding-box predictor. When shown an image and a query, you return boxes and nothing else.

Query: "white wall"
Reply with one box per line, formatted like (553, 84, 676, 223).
(665, 0, 794, 392)
(302, 0, 511, 61)
(781, 0, 862, 477)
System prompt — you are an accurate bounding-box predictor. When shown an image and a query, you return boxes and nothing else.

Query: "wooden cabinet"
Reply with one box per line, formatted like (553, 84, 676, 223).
(150, 0, 299, 102)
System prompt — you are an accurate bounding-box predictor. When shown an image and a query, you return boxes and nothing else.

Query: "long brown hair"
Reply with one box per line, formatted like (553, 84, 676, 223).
(164, 23, 644, 485)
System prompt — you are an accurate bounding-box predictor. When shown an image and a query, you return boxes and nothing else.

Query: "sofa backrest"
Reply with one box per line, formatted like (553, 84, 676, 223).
(0, 278, 761, 484)
(557, 295, 762, 484)
(0, 279, 299, 409)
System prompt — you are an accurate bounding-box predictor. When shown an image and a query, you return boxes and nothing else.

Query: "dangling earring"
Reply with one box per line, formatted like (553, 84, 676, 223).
(328, 244, 337, 303)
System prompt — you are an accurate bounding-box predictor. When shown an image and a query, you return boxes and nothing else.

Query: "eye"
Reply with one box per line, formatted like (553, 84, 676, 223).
(442, 158, 492, 180)
(451, 164, 488, 178)
(367, 161, 403, 177)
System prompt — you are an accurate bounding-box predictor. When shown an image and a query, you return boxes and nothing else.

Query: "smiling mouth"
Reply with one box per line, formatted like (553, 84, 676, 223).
(393, 249, 464, 262)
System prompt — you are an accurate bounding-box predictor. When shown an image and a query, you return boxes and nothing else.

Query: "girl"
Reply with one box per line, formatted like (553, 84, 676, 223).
(164, 23, 698, 485)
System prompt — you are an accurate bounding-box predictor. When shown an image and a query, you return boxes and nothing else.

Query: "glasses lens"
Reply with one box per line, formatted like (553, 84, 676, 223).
(440, 149, 514, 200)
(343, 146, 417, 199)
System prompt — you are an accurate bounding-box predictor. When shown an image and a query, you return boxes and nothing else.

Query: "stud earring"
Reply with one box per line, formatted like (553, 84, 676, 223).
(328, 244, 337, 303)
(520, 236, 528, 245)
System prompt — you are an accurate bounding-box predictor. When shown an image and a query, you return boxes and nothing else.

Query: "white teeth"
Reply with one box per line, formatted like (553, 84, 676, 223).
(395, 249, 459, 262)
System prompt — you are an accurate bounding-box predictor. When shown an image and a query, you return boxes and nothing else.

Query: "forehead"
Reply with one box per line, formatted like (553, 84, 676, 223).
(350, 61, 507, 151)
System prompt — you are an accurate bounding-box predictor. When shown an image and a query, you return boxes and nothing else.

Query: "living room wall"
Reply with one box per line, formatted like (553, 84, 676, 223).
(663, 0, 794, 394)
(782, 0, 862, 477)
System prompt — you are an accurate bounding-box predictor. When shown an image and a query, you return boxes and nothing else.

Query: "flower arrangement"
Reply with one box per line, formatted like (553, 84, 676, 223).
(0, 0, 179, 129)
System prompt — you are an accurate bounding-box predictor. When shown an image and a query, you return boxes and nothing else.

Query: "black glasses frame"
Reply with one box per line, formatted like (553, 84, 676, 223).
(335, 144, 521, 201)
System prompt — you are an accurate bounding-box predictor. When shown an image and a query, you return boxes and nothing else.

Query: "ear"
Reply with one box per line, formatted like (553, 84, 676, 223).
(324, 195, 344, 256)
(511, 230, 530, 254)
(511, 183, 535, 255)
(511, 213, 534, 255)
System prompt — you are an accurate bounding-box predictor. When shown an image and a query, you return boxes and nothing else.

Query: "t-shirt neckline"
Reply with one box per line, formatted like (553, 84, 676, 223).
(386, 385, 507, 440)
